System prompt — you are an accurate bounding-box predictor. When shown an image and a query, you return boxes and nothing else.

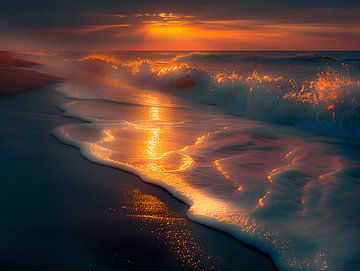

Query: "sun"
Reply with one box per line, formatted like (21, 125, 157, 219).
(146, 23, 194, 38)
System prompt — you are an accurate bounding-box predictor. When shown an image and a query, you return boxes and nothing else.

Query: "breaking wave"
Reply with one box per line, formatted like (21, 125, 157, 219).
(79, 54, 360, 139)
(174, 52, 360, 65)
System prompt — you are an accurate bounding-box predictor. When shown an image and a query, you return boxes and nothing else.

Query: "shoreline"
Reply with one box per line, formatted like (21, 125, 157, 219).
(55, 133, 278, 268)
(52, 126, 278, 269)
(0, 86, 277, 270)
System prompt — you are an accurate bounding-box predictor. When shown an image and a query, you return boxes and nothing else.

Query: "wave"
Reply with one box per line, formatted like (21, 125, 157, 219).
(90, 55, 359, 140)
(174, 52, 360, 65)
(197, 69, 360, 139)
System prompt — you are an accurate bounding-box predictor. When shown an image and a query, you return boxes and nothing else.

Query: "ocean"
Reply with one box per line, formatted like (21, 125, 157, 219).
(27, 50, 360, 271)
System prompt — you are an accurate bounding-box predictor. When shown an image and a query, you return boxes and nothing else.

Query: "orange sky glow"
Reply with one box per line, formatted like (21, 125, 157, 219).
(0, 11, 359, 50)
(122, 13, 360, 50)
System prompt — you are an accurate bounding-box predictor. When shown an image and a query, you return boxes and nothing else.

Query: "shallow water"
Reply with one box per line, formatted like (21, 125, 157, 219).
(27, 51, 360, 271)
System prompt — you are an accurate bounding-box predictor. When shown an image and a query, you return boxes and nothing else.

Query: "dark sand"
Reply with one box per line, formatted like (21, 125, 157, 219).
(0, 57, 277, 271)
(0, 51, 58, 98)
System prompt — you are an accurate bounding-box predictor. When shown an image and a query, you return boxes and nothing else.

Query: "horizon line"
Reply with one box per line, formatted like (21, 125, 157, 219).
(7, 49, 360, 52)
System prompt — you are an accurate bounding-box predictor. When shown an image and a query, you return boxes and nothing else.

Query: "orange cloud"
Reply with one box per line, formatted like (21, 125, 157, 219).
(129, 15, 360, 50)
(1, 10, 358, 50)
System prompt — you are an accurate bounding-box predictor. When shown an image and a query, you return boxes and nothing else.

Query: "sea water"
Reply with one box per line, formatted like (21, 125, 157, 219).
(28, 51, 360, 270)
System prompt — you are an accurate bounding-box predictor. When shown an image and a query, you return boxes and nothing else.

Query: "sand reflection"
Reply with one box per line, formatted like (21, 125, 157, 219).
(122, 187, 220, 271)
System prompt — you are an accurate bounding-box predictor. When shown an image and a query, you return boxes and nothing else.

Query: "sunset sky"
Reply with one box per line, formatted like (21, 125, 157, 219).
(1, 0, 359, 50)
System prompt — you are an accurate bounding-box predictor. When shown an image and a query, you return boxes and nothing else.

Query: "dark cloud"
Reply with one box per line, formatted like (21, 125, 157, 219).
(1, 0, 359, 26)
(0, 0, 359, 50)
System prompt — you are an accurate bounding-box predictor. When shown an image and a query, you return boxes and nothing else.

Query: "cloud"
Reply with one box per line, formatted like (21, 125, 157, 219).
(0, 0, 359, 50)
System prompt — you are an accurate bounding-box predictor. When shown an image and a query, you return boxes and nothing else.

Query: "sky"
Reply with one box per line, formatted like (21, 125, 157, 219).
(0, 0, 359, 50)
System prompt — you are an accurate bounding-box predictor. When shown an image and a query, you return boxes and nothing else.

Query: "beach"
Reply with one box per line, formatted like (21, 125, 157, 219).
(1, 1, 359, 270)
(0, 54, 277, 270)
(1, 49, 359, 270)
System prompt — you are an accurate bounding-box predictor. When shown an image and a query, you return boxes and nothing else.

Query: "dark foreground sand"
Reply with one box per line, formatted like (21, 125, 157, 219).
(0, 58, 277, 271)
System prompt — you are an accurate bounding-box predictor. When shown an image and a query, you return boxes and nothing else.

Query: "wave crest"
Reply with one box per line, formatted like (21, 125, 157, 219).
(77, 53, 360, 139)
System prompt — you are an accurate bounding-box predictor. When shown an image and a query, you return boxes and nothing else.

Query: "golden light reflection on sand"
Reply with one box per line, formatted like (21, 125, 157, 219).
(121, 187, 220, 271)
